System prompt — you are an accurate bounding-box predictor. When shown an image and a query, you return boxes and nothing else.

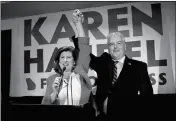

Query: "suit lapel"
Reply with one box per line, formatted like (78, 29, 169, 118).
(116, 55, 132, 84)
(107, 55, 132, 86)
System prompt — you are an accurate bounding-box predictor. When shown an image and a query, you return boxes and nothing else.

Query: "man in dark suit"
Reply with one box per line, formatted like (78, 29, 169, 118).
(72, 10, 153, 119)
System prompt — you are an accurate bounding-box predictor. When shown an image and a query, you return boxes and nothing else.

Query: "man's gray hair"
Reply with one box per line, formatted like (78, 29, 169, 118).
(107, 32, 125, 42)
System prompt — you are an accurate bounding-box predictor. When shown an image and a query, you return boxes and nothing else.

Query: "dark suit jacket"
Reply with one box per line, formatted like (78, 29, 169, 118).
(73, 36, 153, 116)
(90, 53, 153, 113)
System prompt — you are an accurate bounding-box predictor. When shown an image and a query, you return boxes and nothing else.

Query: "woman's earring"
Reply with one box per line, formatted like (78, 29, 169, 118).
(72, 62, 76, 69)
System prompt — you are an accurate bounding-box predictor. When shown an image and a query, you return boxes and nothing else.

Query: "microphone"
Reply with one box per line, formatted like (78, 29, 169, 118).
(61, 66, 66, 83)
(62, 66, 66, 74)
(58, 66, 66, 93)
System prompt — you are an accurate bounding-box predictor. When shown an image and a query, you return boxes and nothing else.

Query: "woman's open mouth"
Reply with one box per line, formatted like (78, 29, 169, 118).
(63, 64, 69, 67)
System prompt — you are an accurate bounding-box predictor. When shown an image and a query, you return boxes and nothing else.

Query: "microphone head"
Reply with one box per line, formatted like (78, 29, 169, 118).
(63, 66, 66, 72)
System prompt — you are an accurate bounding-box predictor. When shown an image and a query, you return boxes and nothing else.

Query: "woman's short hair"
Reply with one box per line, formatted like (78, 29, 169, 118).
(54, 46, 78, 74)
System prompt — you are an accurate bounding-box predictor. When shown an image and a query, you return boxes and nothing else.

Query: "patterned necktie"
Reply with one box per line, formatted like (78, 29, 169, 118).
(112, 61, 119, 85)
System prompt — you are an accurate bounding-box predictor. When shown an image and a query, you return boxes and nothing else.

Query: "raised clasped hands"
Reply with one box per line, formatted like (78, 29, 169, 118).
(72, 9, 85, 37)
(72, 9, 84, 25)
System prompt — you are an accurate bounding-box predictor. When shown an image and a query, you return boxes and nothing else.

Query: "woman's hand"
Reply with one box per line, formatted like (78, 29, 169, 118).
(50, 77, 62, 103)
(52, 77, 62, 93)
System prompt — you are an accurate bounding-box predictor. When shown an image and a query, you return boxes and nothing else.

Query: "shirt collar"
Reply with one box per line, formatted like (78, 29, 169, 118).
(113, 55, 125, 64)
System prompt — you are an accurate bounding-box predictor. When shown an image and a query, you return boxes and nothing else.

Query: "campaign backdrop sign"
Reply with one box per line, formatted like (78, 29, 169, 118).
(1, 2, 175, 96)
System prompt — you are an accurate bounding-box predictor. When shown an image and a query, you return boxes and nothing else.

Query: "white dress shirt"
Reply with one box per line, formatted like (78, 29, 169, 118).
(58, 72, 81, 105)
